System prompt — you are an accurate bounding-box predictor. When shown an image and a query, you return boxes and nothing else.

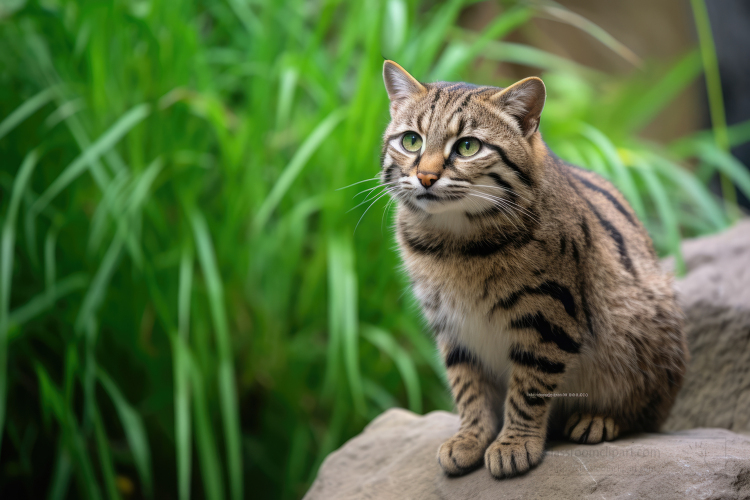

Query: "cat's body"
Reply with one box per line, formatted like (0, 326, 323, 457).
(380, 61, 688, 478)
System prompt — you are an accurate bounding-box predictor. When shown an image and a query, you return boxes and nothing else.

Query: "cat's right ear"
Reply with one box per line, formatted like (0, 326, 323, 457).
(383, 60, 426, 115)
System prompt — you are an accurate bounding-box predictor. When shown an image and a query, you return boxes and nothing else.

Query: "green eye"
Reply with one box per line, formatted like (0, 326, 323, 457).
(401, 132, 423, 152)
(455, 137, 481, 157)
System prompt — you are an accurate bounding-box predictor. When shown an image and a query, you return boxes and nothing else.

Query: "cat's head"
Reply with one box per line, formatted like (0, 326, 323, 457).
(380, 60, 546, 223)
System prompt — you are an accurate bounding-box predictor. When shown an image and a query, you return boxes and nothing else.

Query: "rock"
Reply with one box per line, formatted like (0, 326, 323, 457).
(305, 408, 750, 500)
(663, 220, 750, 432)
(306, 222, 750, 499)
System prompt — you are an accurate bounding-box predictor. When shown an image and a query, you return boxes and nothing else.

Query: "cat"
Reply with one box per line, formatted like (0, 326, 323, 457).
(379, 60, 688, 479)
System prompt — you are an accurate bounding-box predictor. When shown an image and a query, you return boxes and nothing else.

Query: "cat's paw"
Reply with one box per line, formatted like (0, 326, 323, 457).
(484, 433, 545, 479)
(437, 432, 488, 476)
(565, 413, 619, 444)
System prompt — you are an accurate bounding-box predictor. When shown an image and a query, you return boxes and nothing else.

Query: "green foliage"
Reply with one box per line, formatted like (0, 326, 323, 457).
(0, 0, 746, 499)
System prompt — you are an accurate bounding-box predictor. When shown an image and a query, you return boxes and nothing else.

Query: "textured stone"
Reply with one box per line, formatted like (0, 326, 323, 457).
(663, 220, 750, 432)
(305, 409, 750, 500)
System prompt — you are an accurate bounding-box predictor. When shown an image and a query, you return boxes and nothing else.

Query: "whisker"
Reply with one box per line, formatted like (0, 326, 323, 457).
(471, 183, 534, 204)
(348, 187, 389, 213)
(336, 176, 382, 191)
(467, 191, 525, 227)
(467, 193, 521, 230)
(355, 188, 395, 234)
(466, 188, 540, 224)
(381, 196, 397, 232)
(354, 181, 399, 199)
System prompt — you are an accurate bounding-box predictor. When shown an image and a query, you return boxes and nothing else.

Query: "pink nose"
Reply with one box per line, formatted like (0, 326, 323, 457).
(417, 172, 440, 187)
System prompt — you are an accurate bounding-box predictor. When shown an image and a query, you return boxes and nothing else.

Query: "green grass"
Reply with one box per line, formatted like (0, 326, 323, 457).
(0, 0, 747, 499)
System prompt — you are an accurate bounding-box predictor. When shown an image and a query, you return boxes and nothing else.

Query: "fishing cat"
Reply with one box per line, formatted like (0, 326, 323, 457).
(379, 60, 688, 479)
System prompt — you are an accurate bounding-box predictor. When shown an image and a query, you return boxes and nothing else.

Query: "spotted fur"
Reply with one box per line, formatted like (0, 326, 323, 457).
(379, 60, 688, 479)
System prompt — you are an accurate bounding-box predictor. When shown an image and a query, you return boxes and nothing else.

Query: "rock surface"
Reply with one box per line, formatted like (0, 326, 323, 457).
(663, 220, 750, 432)
(305, 409, 750, 500)
(306, 222, 750, 499)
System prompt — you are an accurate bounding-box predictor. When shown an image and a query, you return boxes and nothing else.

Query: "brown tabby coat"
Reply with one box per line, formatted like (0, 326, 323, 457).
(379, 60, 688, 478)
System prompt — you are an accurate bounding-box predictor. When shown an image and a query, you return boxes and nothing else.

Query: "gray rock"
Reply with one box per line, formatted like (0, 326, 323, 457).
(305, 408, 750, 500)
(306, 221, 750, 499)
(663, 220, 750, 432)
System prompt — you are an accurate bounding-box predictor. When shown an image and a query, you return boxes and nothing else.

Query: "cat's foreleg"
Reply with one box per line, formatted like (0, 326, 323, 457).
(484, 345, 569, 478)
(436, 341, 504, 476)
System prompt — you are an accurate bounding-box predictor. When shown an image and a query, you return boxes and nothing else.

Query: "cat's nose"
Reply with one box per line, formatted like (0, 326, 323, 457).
(417, 171, 440, 188)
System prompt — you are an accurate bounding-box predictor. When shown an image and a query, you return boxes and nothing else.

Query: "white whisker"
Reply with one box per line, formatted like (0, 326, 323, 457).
(336, 176, 382, 191)
(355, 188, 395, 234)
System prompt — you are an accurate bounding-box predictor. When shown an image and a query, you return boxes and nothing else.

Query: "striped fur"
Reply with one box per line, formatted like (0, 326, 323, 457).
(380, 61, 688, 479)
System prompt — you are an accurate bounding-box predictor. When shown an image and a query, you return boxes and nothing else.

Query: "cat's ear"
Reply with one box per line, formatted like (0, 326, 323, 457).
(490, 77, 546, 138)
(383, 60, 426, 113)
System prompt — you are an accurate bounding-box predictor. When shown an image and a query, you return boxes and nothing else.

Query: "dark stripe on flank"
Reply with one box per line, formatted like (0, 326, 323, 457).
(445, 345, 475, 368)
(565, 175, 635, 276)
(571, 171, 636, 226)
(586, 200, 635, 276)
(493, 281, 577, 320)
(579, 281, 595, 337)
(510, 346, 566, 374)
(581, 219, 592, 248)
(484, 143, 532, 188)
(511, 314, 581, 354)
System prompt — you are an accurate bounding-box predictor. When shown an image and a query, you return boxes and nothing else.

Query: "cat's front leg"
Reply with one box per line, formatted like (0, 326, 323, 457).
(484, 344, 568, 478)
(437, 341, 504, 476)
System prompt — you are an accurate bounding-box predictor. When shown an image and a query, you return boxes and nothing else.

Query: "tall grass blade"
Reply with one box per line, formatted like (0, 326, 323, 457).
(362, 324, 422, 413)
(93, 407, 122, 500)
(529, 0, 641, 67)
(689, 0, 736, 212)
(97, 368, 153, 498)
(0, 87, 56, 141)
(326, 234, 365, 415)
(633, 161, 685, 275)
(254, 108, 346, 232)
(579, 124, 646, 218)
(29, 104, 151, 217)
(180, 340, 225, 500)
(7, 274, 88, 340)
(47, 446, 72, 500)
(0, 150, 39, 455)
(191, 210, 243, 500)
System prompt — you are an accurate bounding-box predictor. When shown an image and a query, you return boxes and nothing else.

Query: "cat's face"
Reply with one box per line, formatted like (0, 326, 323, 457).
(381, 61, 546, 222)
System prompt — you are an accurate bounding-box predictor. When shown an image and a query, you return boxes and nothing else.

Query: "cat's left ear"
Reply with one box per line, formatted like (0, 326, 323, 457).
(490, 77, 546, 138)
(383, 60, 426, 115)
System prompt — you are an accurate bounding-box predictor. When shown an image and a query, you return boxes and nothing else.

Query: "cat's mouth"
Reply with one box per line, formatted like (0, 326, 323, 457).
(415, 192, 442, 201)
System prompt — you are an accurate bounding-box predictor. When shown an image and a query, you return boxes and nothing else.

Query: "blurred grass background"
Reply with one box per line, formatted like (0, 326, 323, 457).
(1, 0, 749, 498)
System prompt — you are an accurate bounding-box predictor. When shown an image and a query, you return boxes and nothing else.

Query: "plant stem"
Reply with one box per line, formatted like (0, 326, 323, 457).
(690, 0, 738, 219)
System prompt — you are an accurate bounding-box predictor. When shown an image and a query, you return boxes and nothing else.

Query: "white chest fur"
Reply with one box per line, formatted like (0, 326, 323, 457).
(411, 274, 513, 382)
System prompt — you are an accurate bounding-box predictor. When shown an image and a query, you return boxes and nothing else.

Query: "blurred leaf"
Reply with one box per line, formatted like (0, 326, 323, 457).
(253, 109, 346, 232)
(191, 210, 243, 500)
(528, 0, 641, 67)
(97, 369, 153, 498)
(362, 324, 422, 413)
(29, 104, 151, 216)
(326, 233, 365, 415)
(0, 87, 56, 141)
(0, 150, 38, 454)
